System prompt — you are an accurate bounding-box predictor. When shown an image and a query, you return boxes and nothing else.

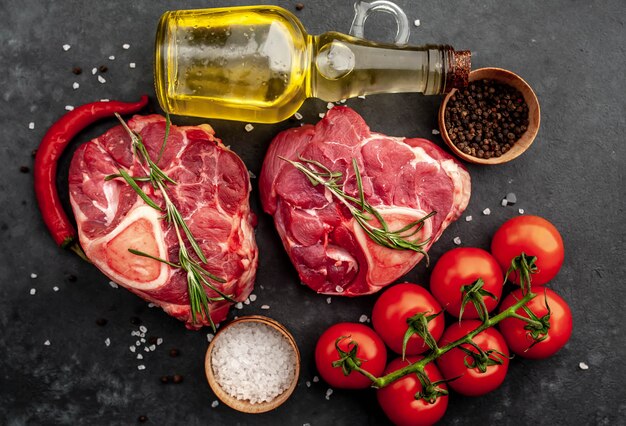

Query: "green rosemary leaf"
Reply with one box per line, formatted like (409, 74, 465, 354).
(352, 158, 366, 211)
(157, 113, 171, 164)
(118, 168, 162, 211)
(127, 248, 180, 268)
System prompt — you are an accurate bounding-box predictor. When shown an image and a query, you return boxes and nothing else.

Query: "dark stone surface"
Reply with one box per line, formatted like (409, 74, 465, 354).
(1, 0, 624, 424)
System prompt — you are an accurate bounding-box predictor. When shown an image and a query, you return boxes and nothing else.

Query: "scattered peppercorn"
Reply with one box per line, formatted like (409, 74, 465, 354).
(138, 415, 148, 423)
(20, 166, 30, 173)
(31, 149, 38, 158)
(72, 67, 82, 75)
(67, 274, 78, 282)
(169, 348, 179, 357)
(172, 374, 184, 384)
(444, 79, 529, 159)
(160, 375, 169, 384)
(99, 65, 108, 73)
(130, 316, 141, 325)
(295, 2, 305, 10)
(96, 318, 108, 326)
(148, 336, 158, 345)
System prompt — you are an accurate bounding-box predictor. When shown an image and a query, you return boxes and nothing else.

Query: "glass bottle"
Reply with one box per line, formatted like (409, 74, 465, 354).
(154, 4, 470, 123)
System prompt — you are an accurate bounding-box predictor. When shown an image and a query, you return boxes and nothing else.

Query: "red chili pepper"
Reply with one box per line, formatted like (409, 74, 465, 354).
(34, 96, 149, 260)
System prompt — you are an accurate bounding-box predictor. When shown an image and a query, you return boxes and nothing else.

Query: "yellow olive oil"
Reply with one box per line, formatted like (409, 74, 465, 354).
(155, 6, 470, 123)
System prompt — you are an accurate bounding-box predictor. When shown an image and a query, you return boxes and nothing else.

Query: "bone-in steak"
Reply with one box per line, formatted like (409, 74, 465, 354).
(259, 107, 470, 296)
(69, 114, 257, 329)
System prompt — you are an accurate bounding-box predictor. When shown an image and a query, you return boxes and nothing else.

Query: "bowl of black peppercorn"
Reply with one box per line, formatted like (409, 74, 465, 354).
(438, 67, 540, 165)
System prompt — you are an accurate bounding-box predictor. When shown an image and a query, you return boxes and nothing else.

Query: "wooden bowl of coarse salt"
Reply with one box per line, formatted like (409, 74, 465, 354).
(205, 315, 300, 413)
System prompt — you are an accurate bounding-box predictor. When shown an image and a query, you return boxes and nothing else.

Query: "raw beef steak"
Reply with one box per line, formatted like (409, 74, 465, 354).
(69, 114, 257, 329)
(260, 107, 470, 296)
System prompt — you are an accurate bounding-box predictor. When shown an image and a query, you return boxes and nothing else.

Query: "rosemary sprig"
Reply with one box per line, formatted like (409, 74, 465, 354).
(106, 114, 232, 330)
(281, 156, 436, 257)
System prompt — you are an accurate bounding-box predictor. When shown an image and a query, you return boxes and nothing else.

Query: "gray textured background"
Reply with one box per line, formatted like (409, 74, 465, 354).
(1, 0, 624, 425)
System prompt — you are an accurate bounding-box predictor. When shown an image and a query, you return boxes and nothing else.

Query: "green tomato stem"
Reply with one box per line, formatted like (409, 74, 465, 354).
(365, 291, 536, 389)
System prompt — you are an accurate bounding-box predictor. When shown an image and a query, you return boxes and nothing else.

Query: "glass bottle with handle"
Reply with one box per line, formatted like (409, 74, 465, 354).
(154, 2, 470, 123)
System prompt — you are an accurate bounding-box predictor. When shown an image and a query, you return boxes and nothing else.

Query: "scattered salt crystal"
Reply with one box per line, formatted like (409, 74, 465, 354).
(358, 314, 368, 323)
(131, 331, 139, 337)
(136, 354, 143, 360)
(518, 208, 525, 214)
(130, 346, 136, 353)
(244, 123, 254, 132)
(465, 215, 473, 222)
(28, 122, 35, 130)
(211, 400, 219, 408)
(414, 19, 421, 27)
(313, 376, 319, 382)
(340, 99, 347, 103)
(30, 288, 36, 296)
(453, 237, 462, 245)
(148, 303, 156, 308)
(140, 338, 146, 343)
(92, 67, 97, 75)
(52, 286, 59, 292)
(318, 112, 325, 118)
(149, 344, 156, 351)
(211, 321, 297, 404)
(294, 112, 303, 120)
(482, 208, 491, 215)
(30, 273, 38, 279)
(72, 82, 79, 90)
(244, 297, 250, 305)
(303, 423, 311, 426)
(122, 43, 130, 49)
(357, 95, 366, 99)
(432, 129, 440, 135)
(64, 105, 74, 111)
(326, 297, 332, 304)
(108, 55, 115, 60)
(156, 338, 163, 345)
(335, 285, 344, 293)
(108, 281, 118, 289)
(326, 102, 334, 110)
(139, 332, 145, 338)
(144, 347, 150, 352)
(505, 192, 517, 205)
(306, 381, 311, 388)
(100, 99, 110, 102)
(44, 340, 51, 346)
(261, 304, 270, 310)
(235, 302, 243, 309)
(325, 388, 334, 400)
(207, 333, 214, 343)
(97, 75, 106, 84)
(579, 362, 589, 370)
(135, 340, 141, 346)
(137, 364, 146, 370)
(139, 325, 147, 333)
(104, 338, 111, 347)
(501, 199, 508, 207)
(249, 294, 257, 302)
(129, 62, 136, 69)
(62, 44, 71, 51)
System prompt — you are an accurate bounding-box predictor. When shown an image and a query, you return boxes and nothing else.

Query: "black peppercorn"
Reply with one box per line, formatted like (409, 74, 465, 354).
(172, 374, 184, 384)
(96, 318, 108, 326)
(138, 415, 148, 423)
(169, 348, 179, 357)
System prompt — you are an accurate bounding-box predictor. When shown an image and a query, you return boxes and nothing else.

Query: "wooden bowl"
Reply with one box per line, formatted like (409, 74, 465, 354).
(438, 67, 540, 165)
(204, 315, 300, 414)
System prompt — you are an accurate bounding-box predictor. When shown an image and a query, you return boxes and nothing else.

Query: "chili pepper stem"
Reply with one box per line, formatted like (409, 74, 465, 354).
(68, 242, 90, 263)
(370, 291, 536, 389)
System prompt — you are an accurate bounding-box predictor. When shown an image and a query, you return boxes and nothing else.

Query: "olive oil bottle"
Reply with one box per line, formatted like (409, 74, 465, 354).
(154, 5, 470, 123)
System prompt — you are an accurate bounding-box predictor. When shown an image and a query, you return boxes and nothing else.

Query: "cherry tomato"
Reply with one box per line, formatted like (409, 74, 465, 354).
(436, 320, 510, 396)
(498, 288, 572, 359)
(315, 322, 387, 389)
(491, 215, 564, 286)
(377, 356, 448, 426)
(372, 283, 445, 355)
(429, 248, 504, 319)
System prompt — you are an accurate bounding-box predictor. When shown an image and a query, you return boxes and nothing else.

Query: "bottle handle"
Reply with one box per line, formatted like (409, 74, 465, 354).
(349, 0, 410, 45)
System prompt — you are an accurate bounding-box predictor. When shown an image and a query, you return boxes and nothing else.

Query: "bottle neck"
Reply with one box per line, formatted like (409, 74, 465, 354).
(308, 32, 470, 102)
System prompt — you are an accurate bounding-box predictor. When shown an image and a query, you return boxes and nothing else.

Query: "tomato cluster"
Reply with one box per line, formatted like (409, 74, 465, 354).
(314, 216, 572, 425)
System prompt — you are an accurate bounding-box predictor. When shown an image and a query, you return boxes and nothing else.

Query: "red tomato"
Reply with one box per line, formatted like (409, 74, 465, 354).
(372, 283, 445, 355)
(498, 288, 572, 359)
(429, 248, 504, 319)
(436, 320, 510, 396)
(377, 357, 448, 426)
(491, 215, 564, 286)
(315, 322, 387, 389)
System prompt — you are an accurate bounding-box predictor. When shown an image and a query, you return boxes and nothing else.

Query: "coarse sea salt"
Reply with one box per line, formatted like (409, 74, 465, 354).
(482, 208, 491, 216)
(122, 43, 130, 49)
(30, 273, 38, 279)
(52, 286, 59, 292)
(97, 75, 106, 84)
(294, 112, 303, 120)
(30, 288, 36, 296)
(62, 44, 71, 51)
(211, 322, 296, 405)
(72, 82, 79, 90)
(28, 122, 35, 130)
(453, 237, 462, 245)
(244, 123, 254, 132)
(129, 62, 136, 69)
(249, 294, 257, 302)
